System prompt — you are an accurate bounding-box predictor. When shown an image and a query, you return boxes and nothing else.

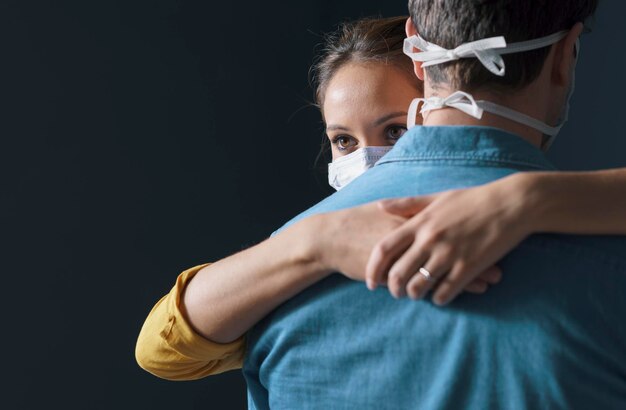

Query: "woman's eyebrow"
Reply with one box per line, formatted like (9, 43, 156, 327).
(326, 124, 351, 132)
(372, 112, 407, 127)
(327, 111, 407, 132)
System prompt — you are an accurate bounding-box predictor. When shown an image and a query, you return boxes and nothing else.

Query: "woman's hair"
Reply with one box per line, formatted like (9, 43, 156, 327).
(310, 16, 422, 114)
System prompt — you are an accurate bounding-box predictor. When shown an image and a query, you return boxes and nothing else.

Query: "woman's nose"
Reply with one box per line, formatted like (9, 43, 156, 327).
(360, 136, 387, 147)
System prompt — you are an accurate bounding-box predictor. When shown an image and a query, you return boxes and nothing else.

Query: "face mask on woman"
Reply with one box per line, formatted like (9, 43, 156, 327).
(328, 146, 393, 190)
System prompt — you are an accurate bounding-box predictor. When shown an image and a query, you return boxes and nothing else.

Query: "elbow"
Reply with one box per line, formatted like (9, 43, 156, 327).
(134, 315, 183, 381)
(134, 335, 191, 381)
(134, 327, 170, 379)
(134, 337, 157, 376)
(134, 325, 216, 381)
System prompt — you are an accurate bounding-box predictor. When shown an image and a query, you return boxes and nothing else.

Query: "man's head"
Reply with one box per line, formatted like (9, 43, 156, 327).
(406, 0, 597, 92)
(405, 0, 598, 149)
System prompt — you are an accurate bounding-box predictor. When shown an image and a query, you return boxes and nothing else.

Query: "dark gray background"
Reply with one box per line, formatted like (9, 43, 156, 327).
(2, 1, 624, 409)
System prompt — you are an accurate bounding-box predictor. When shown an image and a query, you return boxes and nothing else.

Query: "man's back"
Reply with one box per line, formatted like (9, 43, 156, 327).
(244, 126, 626, 410)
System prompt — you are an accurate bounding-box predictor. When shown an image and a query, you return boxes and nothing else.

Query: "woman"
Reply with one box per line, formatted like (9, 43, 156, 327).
(135, 16, 626, 380)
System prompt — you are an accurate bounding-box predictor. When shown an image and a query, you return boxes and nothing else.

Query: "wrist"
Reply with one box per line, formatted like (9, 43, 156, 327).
(507, 171, 555, 234)
(286, 214, 334, 280)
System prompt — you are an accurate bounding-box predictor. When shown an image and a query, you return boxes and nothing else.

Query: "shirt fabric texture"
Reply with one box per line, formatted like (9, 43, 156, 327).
(243, 126, 626, 410)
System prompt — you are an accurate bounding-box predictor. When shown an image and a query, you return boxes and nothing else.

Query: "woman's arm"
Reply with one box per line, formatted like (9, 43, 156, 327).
(135, 214, 334, 380)
(181, 215, 332, 344)
(365, 168, 626, 306)
(181, 202, 417, 343)
(136, 203, 410, 379)
(135, 264, 248, 380)
(523, 169, 626, 234)
(136, 200, 503, 380)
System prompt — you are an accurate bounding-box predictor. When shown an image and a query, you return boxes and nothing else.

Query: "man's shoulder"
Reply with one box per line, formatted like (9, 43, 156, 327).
(274, 163, 521, 235)
(246, 230, 626, 409)
(275, 127, 556, 235)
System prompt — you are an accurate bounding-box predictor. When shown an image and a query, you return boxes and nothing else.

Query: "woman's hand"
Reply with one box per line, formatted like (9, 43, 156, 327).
(312, 202, 408, 281)
(313, 202, 502, 295)
(365, 173, 535, 305)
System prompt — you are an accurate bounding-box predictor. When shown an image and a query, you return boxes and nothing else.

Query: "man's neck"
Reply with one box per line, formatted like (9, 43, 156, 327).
(421, 85, 547, 148)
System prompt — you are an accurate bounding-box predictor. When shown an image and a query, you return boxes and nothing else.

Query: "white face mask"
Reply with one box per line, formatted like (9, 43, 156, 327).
(403, 30, 579, 151)
(328, 146, 393, 190)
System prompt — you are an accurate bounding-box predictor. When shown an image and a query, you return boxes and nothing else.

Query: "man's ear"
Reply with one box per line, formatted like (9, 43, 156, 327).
(553, 22, 584, 87)
(405, 17, 424, 81)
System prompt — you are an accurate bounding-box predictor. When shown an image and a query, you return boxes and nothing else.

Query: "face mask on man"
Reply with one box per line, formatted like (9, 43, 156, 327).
(403, 30, 580, 151)
(542, 39, 578, 150)
(328, 146, 393, 190)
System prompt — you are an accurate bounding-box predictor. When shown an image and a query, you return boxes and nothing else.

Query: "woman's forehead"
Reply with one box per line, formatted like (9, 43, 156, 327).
(323, 63, 419, 119)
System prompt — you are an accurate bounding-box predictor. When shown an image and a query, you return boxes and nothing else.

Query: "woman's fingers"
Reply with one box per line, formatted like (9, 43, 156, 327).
(378, 196, 435, 217)
(365, 226, 415, 290)
(405, 253, 452, 300)
(406, 265, 498, 299)
(431, 262, 484, 306)
(462, 279, 490, 294)
(386, 242, 429, 298)
(477, 265, 502, 285)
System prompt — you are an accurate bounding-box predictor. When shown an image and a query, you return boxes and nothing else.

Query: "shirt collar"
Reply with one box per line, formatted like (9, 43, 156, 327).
(378, 126, 556, 171)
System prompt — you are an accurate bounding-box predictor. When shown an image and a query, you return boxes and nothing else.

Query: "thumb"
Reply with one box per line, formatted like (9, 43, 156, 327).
(377, 195, 435, 217)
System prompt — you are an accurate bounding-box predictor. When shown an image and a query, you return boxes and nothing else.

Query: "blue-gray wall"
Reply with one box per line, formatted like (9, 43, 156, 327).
(3, 1, 624, 409)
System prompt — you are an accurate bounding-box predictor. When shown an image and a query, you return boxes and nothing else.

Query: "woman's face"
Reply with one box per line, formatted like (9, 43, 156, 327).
(322, 62, 422, 161)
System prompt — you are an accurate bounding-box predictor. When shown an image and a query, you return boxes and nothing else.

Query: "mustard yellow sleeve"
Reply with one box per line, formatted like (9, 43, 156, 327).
(135, 264, 246, 380)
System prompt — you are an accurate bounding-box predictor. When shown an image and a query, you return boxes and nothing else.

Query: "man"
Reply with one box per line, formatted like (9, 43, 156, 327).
(242, 0, 626, 408)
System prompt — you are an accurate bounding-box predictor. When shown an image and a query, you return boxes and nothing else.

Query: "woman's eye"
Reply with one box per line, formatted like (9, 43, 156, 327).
(332, 136, 357, 151)
(385, 125, 407, 142)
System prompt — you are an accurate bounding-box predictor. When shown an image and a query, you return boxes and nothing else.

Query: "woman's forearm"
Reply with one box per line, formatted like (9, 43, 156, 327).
(518, 169, 626, 235)
(182, 215, 332, 344)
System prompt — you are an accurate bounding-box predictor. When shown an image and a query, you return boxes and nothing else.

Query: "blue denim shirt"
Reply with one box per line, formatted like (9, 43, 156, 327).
(244, 126, 626, 410)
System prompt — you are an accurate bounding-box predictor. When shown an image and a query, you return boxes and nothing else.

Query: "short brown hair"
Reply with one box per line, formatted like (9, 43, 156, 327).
(311, 16, 421, 111)
(408, 0, 598, 91)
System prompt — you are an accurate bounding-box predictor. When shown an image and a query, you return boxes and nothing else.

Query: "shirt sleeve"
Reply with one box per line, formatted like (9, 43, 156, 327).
(135, 264, 246, 380)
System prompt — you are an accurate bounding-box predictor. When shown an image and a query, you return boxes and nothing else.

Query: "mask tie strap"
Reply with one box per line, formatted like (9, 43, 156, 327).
(404, 35, 507, 76)
(476, 101, 562, 136)
(403, 30, 569, 77)
(419, 91, 484, 119)
(407, 98, 422, 129)
(418, 92, 561, 136)
(498, 31, 568, 56)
